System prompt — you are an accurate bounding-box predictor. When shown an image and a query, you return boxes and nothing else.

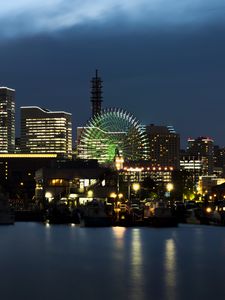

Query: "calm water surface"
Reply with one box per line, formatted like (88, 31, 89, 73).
(0, 223, 225, 300)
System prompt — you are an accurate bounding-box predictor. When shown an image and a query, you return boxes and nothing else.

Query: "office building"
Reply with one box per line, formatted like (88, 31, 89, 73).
(0, 87, 15, 153)
(145, 124, 180, 169)
(186, 137, 214, 175)
(122, 161, 174, 186)
(180, 154, 203, 189)
(20, 106, 72, 158)
(213, 145, 225, 175)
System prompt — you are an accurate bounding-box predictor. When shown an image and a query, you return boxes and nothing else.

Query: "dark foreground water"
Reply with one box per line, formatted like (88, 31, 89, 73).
(0, 223, 225, 300)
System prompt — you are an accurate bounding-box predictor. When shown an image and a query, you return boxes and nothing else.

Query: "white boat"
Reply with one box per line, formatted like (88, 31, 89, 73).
(0, 191, 14, 225)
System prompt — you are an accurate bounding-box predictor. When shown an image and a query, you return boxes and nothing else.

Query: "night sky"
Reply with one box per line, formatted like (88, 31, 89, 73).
(1, 0, 225, 148)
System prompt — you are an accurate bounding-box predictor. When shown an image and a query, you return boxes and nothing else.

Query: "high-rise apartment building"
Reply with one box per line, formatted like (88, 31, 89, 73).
(0, 87, 15, 153)
(145, 124, 180, 169)
(213, 145, 225, 175)
(20, 106, 72, 158)
(180, 154, 203, 188)
(186, 137, 214, 175)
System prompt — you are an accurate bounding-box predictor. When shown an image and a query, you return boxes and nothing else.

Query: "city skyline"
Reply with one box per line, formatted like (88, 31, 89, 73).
(0, 1, 225, 147)
(1, 80, 224, 150)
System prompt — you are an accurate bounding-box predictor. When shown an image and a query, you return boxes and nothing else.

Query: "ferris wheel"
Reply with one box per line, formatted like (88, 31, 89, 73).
(78, 108, 149, 164)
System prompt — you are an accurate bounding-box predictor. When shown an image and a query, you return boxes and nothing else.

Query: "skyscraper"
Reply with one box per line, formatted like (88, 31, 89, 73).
(91, 69, 103, 117)
(145, 124, 180, 168)
(0, 87, 15, 153)
(186, 137, 214, 175)
(20, 106, 72, 158)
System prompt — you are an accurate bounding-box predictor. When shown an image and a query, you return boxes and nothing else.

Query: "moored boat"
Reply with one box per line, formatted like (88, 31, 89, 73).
(47, 203, 72, 224)
(144, 200, 178, 227)
(82, 200, 112, 227)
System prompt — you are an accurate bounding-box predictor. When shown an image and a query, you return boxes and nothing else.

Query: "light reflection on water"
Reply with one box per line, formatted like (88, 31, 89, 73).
(0, 224, 225, 300)
(130, 229, 144, 300)
(112, 226, 126, 261)
(131, 229, 142, 267)
(164, 238, 176, 299)
(113, 226, 126, 243)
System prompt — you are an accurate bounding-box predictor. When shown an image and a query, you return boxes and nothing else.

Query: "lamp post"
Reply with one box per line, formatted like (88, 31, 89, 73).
(87, 190, 93, 199)
(166, 183, 174, 202)
(132, 182, 140, 203)
(110, 192, 123, 205)
(110, 192, 124, 221)
(45, 191, 53, 203)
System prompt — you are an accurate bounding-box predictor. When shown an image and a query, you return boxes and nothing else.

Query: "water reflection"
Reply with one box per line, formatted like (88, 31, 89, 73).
(164, 238, 176, 299)
(2, 224, 225, 300)
(194, 227, 204, 253)
(45, 222, 50, 228)
(112, 226, 126, 250)
(131, 229, 142, 267)
(112, 226, 126, 239)
(130, 229, 144, 300)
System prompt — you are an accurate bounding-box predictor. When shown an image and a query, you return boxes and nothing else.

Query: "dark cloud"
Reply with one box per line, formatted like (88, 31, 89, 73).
(0, 3, 225, 147)
(1, 1, 225, 37)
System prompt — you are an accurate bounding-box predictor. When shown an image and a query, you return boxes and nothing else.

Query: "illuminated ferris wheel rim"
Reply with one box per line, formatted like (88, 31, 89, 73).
(79, 107, 149, 163)
(84, 108, 143, 133)
(84, 126, 127, 135)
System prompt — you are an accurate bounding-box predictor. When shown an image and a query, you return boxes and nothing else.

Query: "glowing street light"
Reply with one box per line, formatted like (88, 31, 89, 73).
(118, 193, 123, 199)
(110, 192, 117, 199)
(109, 192, 123, 199)
(87, 190, 93, 198)
(45, 191, 53, 202)
(132, 183, 140, 192)
(166, 183, 174, 193)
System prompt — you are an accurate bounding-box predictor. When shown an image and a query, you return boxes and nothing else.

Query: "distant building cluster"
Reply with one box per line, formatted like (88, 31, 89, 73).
(1, 71, 225, 205)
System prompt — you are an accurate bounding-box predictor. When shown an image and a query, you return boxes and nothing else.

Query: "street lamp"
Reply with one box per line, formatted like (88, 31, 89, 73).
(166, 183, 174, 202)
(132, 182, 140, 203)
(87, 190, 93, 198)
(109, 192, 123, 220)
(132, 183, 140, 192)
(45, 191, 53, 203)
(109, 192, 123, 202)
(110, 192, 117, 199)
(166, 183, 174, 193)
(118, 193, 123, 199)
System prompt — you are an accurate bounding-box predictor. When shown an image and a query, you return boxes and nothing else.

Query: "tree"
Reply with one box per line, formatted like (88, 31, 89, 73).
(171, 170, 194, 201)
(140, 176, 157, 200)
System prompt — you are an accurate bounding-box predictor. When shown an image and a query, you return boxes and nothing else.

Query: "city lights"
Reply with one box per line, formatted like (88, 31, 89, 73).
(132, 183, 140, 192)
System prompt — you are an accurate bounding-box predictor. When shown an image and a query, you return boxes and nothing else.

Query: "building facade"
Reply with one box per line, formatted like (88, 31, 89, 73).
(0, 87, 15, 153)
(145, 124, 180, 169)
(186, 137, 214, 175)
(34, 160, 106, 203)
(180, 154, 204, 190)
(20, 106, 72, 158)
(0, 153, 58, 207)
(122, 164, 174, 186)
(213, 145, 225, 175)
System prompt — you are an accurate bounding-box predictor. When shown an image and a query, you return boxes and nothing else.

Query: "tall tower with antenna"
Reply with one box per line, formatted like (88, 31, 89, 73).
(91, 69, 103, 117)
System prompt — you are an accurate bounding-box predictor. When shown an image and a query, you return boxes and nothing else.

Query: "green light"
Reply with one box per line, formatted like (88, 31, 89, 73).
(78, 108, 150, 163)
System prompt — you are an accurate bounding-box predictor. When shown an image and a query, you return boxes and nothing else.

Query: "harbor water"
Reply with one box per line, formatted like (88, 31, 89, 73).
(1, 223, 225, 300)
